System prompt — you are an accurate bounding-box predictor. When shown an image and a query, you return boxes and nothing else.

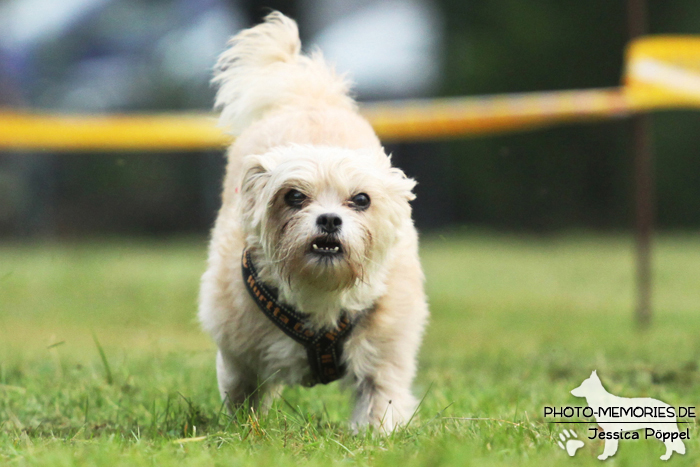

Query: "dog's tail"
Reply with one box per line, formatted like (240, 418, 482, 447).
(212, 11, 355, 135)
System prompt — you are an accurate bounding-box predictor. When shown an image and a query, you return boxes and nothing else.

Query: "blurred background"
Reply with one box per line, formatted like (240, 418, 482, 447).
(1, 0, 700, 237)
(2, 4, 700, 462)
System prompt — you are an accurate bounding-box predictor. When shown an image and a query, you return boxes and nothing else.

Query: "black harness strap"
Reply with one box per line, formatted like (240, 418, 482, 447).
(241, 249, 354, 385)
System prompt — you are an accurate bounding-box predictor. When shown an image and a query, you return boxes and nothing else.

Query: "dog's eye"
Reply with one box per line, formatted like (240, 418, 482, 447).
(350, 193, 370, 210)
(284, 189, 307, 208)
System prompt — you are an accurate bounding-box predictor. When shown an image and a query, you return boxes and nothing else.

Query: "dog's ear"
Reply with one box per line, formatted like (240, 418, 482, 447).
(381, 150, 416, 202)
(239, 155, 276, 234)
(386, 167, 417, 202)
(377, 167, 417, 231)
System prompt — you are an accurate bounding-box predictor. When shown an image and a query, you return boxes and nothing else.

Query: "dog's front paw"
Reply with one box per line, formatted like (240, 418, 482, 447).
(372, 401, 402, 434)
(351, 395, 414, 435)
(351, 414, 400, 436)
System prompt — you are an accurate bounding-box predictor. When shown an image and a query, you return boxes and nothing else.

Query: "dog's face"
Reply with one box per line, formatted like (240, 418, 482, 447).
(239, 145, 415, 291)
(571, 370, 602, 397)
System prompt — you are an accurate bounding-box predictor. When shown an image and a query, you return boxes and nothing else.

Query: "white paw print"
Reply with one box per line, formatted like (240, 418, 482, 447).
(557, 429, 584, 456)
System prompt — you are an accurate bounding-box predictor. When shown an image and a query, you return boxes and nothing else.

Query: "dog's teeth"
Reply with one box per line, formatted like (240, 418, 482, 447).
(312, 242, 341, 253)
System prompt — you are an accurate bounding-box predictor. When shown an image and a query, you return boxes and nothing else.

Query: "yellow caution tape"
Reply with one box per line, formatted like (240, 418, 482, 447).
(1, 36, 699, 151)
(624, 36, 700, 109)
(0, 112, 229, 151)
(361, 88, 629, 141)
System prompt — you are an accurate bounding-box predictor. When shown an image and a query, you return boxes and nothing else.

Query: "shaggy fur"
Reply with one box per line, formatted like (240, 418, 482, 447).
(199, 12, 429, 432)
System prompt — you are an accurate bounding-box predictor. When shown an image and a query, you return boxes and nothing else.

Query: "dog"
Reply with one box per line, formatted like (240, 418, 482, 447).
(198, 12, 429, 432)
(571, 371, 686, 460)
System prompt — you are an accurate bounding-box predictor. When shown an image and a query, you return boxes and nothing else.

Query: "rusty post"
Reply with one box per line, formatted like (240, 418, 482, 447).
(627, 0, 654, 328)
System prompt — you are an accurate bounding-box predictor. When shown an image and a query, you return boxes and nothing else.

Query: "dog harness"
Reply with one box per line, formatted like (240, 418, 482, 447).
(241, 249, 354, 385)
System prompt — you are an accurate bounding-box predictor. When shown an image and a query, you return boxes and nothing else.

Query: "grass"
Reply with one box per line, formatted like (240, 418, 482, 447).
(1, 231, 699, 466)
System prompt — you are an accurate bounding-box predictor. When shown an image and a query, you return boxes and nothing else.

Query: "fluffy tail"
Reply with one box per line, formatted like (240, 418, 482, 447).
(212, 12, 355, 135)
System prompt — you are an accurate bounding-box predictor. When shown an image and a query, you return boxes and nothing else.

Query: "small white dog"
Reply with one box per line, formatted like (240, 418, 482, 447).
(198, 12, 429, 432)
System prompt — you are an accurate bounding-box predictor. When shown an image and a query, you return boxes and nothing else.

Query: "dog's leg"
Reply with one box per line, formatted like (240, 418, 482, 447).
(260, 384, 282, 415)
(349, 262, 428, 434)
(598, 436, 618, 460)
(661, 442, 673, 461)
(350, 366, 418, 434)
(660, 436, 685, 460)
(216, 350, 261, 411)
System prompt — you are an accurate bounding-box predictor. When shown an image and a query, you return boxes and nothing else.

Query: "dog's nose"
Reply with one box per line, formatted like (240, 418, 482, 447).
(317, 213, 342, 233)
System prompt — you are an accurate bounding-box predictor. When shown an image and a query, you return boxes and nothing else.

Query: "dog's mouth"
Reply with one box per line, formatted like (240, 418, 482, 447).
(310, 236, 343, 257)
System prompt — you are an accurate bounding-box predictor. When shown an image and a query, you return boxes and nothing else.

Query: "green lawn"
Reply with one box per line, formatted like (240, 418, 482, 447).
(1, 232, 699, 466)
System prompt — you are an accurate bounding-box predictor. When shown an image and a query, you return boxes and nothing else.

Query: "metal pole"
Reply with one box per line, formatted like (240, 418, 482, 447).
(632, 114, 654, 328)
(627, 0, 654, 328)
